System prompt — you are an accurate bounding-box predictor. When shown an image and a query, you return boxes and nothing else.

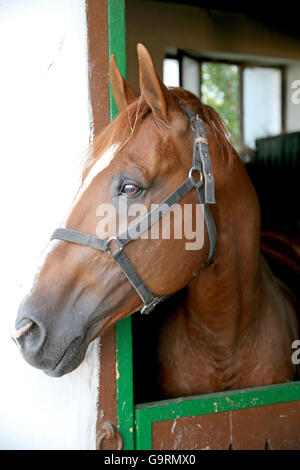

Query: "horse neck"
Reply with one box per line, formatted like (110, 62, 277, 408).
(185, 151, 263, 349)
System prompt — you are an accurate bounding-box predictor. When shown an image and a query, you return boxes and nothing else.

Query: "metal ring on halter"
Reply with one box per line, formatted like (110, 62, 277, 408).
(191, 114, 200, 132)
(105, 236, 123, 255)
(189, 167, 203, 188)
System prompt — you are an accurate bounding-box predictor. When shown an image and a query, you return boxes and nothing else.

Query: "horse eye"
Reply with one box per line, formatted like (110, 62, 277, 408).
(121, 183, 141, 196)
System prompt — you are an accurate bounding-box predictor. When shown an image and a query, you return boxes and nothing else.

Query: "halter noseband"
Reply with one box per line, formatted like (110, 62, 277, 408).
(51, 107, 217, 315)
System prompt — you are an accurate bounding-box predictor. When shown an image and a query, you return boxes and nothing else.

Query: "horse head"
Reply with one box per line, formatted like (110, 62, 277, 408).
(12, 44, 232, 377)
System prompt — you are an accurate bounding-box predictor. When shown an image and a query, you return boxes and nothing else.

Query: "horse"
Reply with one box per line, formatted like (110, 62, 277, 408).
(11, 44, 299, 399)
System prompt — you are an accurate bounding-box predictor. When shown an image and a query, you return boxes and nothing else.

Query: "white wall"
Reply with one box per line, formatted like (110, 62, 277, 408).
(0, 0, 99, 449)
(286, 63, 300, 132)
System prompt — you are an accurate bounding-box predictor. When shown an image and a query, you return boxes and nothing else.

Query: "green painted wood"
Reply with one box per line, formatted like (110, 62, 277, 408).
(107, 0, 135, 450)
(135, 381, 300, 449)
(107, 0, 126, 120)
(115, 317, 135, 449)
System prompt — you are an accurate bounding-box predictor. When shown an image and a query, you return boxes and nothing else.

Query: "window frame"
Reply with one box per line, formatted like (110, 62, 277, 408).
(165, 50, 286, 149)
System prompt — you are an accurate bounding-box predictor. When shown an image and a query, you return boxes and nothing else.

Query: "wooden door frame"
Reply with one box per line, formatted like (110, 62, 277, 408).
(86, 0, 135, 450)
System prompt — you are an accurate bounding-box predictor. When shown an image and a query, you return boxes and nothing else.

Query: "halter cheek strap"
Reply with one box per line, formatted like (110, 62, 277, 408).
(51, 107, 217, 315)
(181, 105, 217, 265)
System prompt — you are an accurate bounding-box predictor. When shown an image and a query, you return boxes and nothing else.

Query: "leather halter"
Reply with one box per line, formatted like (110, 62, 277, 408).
(51, 107, 217, 314)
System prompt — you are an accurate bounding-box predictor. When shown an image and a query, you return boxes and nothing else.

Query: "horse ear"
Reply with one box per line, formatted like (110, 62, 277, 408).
(137, 43, 177, 123)
(109, 54, 137, 112)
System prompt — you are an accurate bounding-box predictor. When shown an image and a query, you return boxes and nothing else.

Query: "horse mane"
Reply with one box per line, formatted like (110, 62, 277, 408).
(82, 87, 235, 183)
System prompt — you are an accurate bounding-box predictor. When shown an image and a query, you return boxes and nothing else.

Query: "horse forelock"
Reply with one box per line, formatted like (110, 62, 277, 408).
(81, 87, 235, 189)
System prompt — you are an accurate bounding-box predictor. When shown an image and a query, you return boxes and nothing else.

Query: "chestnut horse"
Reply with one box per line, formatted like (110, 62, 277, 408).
(12, 44, 299, 398)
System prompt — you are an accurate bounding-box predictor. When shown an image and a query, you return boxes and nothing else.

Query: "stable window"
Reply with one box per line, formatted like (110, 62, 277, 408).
(163, 53, 283, 152)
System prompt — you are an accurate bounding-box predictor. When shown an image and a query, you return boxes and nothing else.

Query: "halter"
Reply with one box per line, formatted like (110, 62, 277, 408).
(51, 107, 217, 314)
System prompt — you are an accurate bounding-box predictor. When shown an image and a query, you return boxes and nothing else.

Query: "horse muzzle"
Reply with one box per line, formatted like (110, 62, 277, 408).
(10, 315, 87, 377)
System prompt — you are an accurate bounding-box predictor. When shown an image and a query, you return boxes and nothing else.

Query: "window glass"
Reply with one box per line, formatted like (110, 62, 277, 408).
(163, 58, 180, 87)
(243, 67, 281, 148)
(182, 56, 201, 98)
(201, 62, 240, 149)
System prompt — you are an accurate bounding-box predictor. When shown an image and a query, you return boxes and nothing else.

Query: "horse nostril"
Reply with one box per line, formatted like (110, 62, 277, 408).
(10, 319, 33, 340)
(11, 318, 45, 354)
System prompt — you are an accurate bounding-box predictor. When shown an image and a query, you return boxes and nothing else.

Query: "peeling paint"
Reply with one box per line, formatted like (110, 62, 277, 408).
(225, 396, 234, 406)
(116, 361, 120, 380)
(171, 420, 177, 434)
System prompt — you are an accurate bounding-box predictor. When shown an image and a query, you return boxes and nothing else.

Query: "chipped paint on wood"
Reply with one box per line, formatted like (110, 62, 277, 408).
(115, 361, 120, 380)
(135, 381, 300, 449)
(171, 420, 177, 434)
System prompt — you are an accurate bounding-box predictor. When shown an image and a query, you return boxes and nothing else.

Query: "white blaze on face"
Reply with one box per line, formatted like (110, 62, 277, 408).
(74, 142, 120, 205)
(58, 142, 120, 229)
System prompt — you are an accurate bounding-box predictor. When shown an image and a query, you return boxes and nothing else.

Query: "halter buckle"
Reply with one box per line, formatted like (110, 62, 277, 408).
(141, 298, 159, 315)
(191, 114, 200, 132)
(106, 236, 123, 255)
